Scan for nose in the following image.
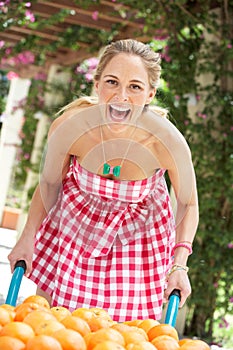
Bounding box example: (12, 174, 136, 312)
(115, 87, 129, 102)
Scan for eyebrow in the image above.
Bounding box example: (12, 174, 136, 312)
(103, 74, 146, 86)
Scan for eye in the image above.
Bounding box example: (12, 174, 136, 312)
(130, 84, 142, 90)
(106, 79, 118, 85)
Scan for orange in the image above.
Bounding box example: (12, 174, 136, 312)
(22, 295, 50, 309)
(26, 334, 62, 350)
(0, 335, 25, 350)
(120, 330, 148, 345)
(137, 318, 160, 334)
(111, 323, 133, 333)
(14, 302, 47, 322)
(147, 323, 179, 341)
(126, 341, 158, 349)
(50, 306, 71, 321)
(126, 326, 148, 339)
(85, 327, 125, 350)
(52, 328, 86, 350)
(87, 316, 116, 331)
(89, 307, 113, 321)
(34, 319, 65, 335)
(93, 341, 126, 349)
(112, 324, 148, 338)
(151, 334, 180, 350)
(180, 339, 210, 349)
(111, 324, 148, 345)
(61, 315, 91, 336)
(0, 304, 16, 320)
(72, 307, 115, 331)
(179, 338, 193, 346)
(84, 332, 94, 348)
(0, 307, 11, 326)
(23, 309, 56, 331)
(124, 319, 143, 327)
(0, 321, 34, 344)
(72, 307, 96, 323)
(0, 304, 15, 311)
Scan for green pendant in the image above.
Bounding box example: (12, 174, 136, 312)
(103, 163, 121, 177)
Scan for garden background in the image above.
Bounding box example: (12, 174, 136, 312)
(0, 1, 232, 348)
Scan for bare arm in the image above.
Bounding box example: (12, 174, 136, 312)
(141, 110, 199, 306)
(168, 144, 199, 263)
(8, 113, 71, 275)
(163, 127, 199, 306)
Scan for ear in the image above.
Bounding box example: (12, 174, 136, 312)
(94, 80, 99, 94)
(146, 88, 157, 104)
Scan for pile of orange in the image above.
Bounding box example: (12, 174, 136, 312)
(0, 295, 210, 349)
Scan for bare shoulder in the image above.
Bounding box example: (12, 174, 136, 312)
(139, 109, 192, 170)
(140, 109, 191, 152)
(48, 106, 88, 137)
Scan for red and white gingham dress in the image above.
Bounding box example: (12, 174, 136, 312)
(29, 156, 176, 321)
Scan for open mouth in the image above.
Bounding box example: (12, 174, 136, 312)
(108, 104, 131, 122)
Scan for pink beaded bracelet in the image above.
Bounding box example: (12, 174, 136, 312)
(171, 242, 193, 256)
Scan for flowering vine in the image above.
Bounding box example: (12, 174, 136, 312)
(0, 0, 233, 346)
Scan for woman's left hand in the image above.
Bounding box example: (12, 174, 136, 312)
(163, 269, 191, 308)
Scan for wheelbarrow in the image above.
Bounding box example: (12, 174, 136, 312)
(6, 260, 181, 327)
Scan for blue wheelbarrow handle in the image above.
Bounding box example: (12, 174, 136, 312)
(6, 260, 27, 306)
(165, 289, 181, 327)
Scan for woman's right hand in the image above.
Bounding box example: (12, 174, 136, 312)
(8, 233, 34, 276)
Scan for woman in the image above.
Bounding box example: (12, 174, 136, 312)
(8, 39, 198, 322)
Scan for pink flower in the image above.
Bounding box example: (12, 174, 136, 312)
(0, 4, 8, 13)
(76, 65, 86, 74)
(34, 72, 47, 81)
(85, 73, 93, 82)
(25, 2, 31, 7)
(161, 45, 171, 62)
(227, 242, 233, 249)
(92, 11, 99, 20)
(18, 51, 35, 64)
(153, 34, 168, 41)
(197, 111, 207, 119)
(24, 153, 30, 160)
(86, 57, 99, 69)
(227, 44, 232, 49)
(0, 40, 5, 48)
(25, 9, 35, 22)
(229, 297, 233, 303)
(219, 317, 229, 328)
(6, 71, 19, 80)
(0, 0, 10, 5)
(5, 47, 12, 55)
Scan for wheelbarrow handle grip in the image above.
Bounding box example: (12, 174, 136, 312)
(14, 260, 27, 270)
(6, 260, 27, 306)
(164, 289, 181, 327)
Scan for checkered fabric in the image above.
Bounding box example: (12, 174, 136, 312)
(29, 157, 175, 322)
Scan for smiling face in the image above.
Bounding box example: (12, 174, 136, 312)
(94, 53, 156, 124)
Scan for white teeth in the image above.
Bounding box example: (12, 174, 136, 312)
(110, 104, 130, 112)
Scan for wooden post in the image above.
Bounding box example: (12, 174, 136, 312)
(17, 64, 71, 235)
(0, 77, 30, 225)
(17, 112, 49, 236)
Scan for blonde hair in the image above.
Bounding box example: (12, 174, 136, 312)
(60, 39, 167, 117)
